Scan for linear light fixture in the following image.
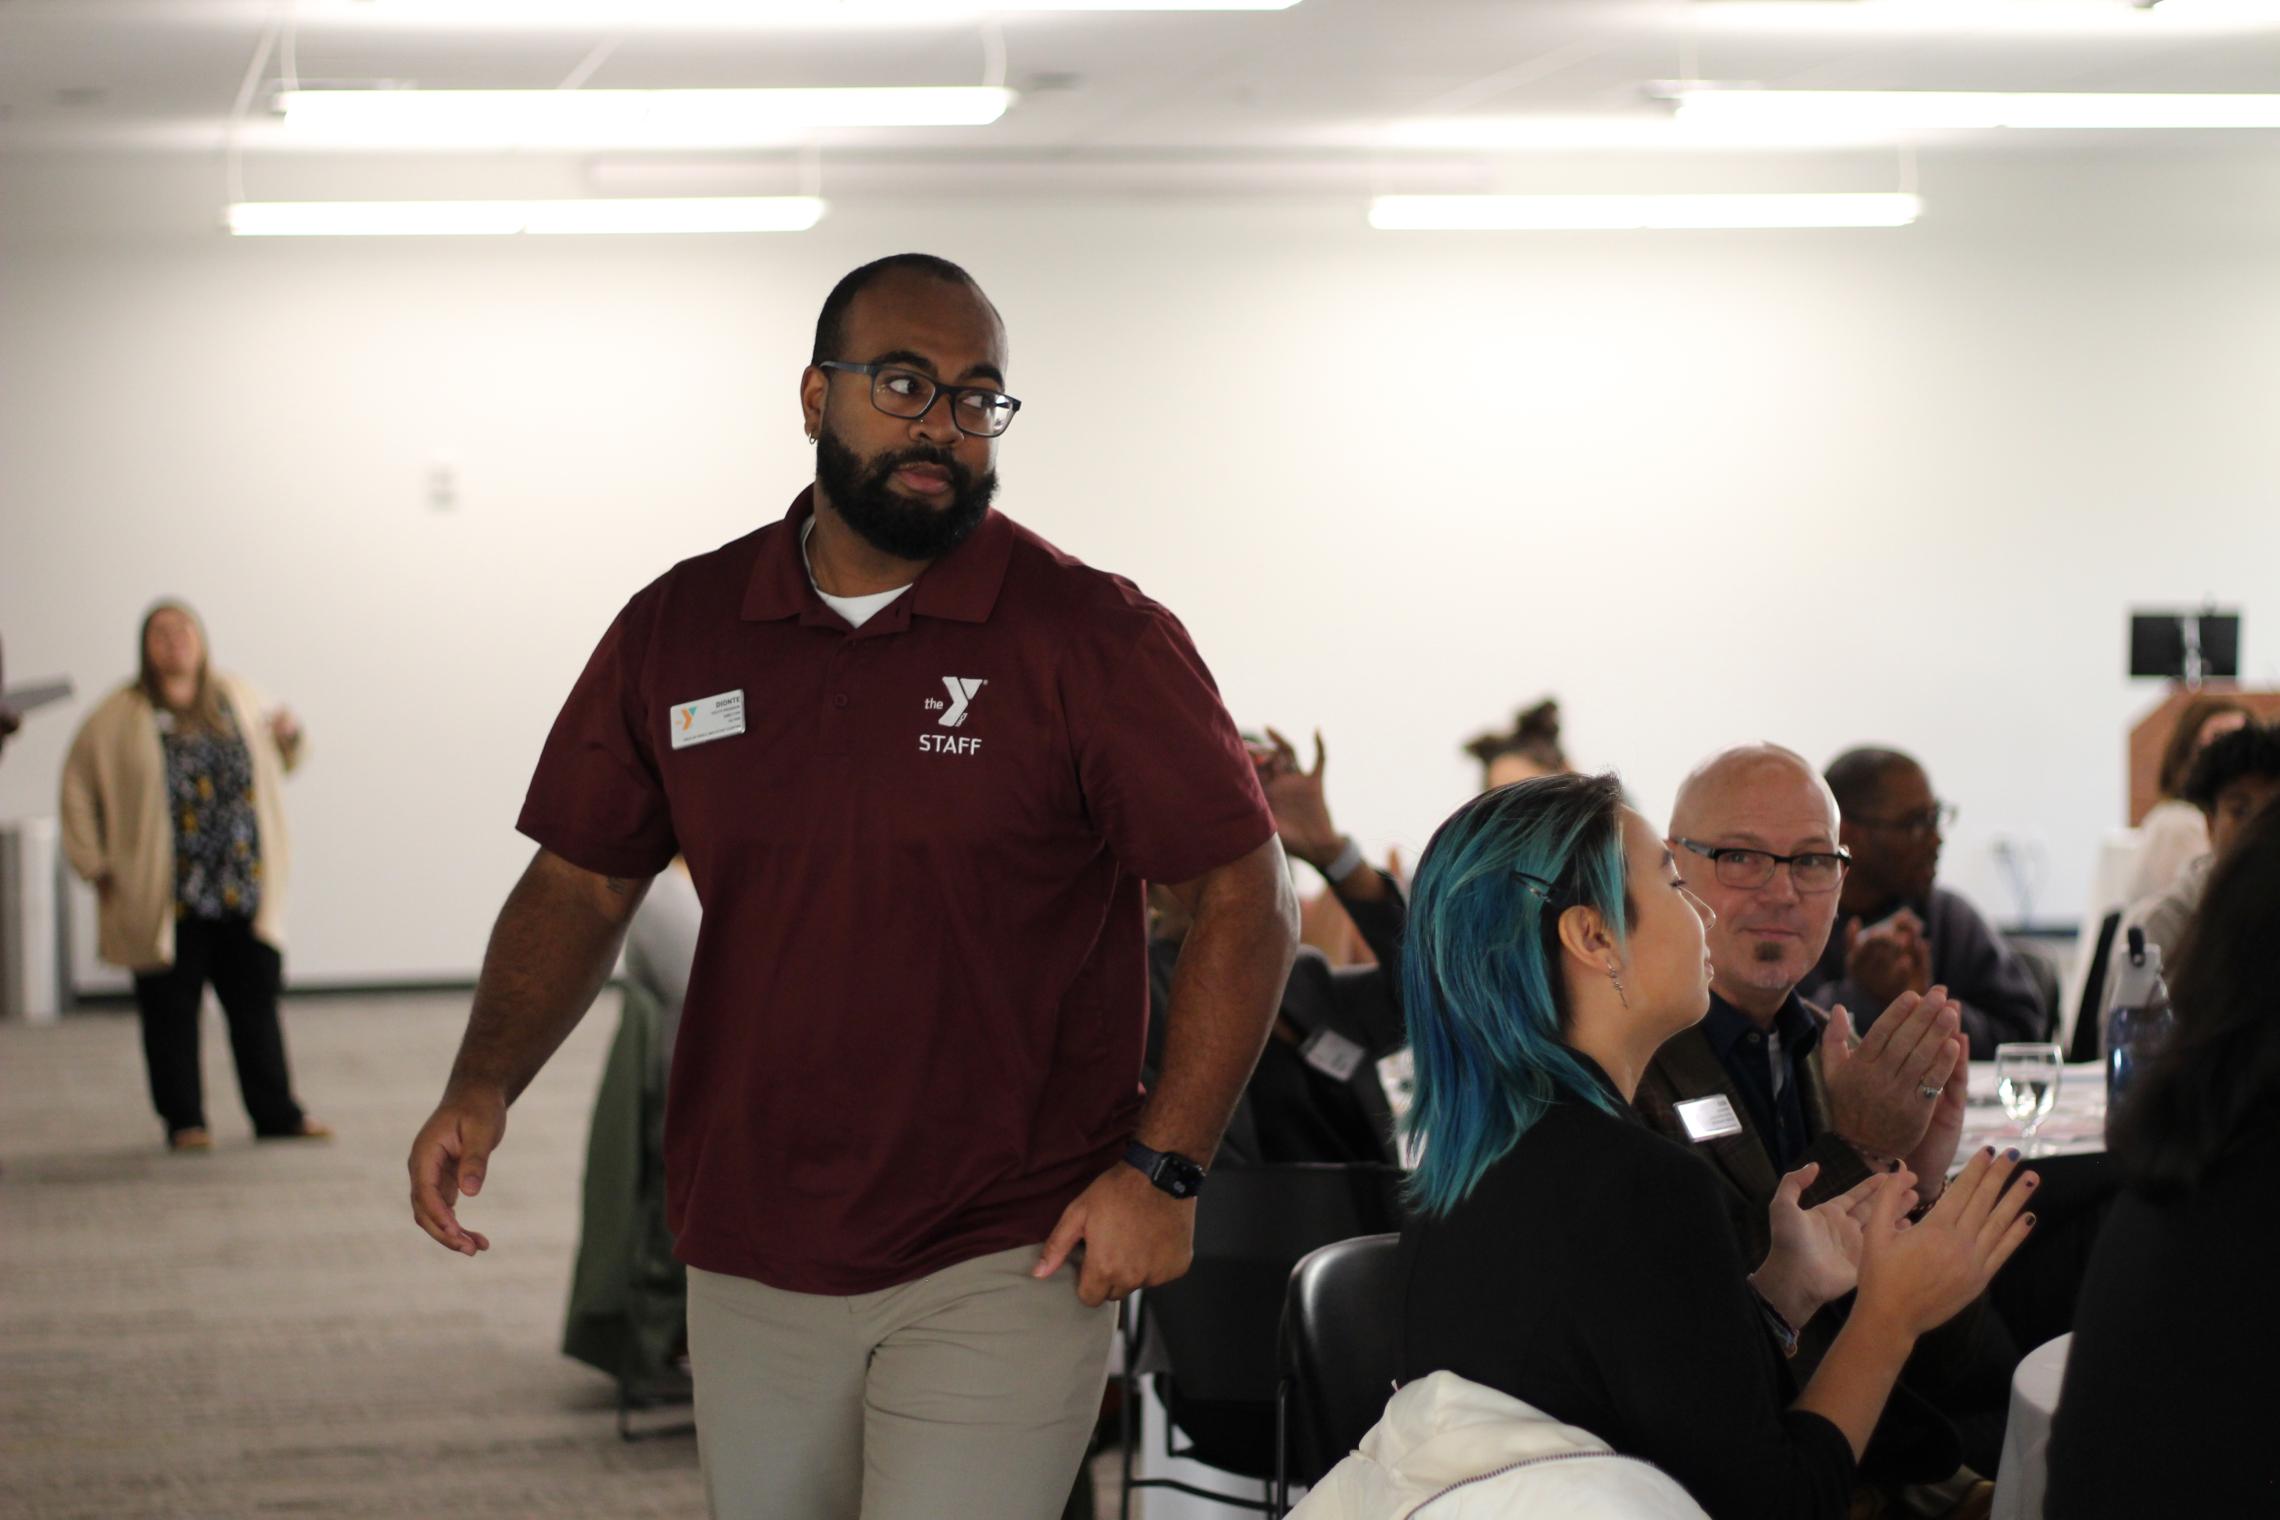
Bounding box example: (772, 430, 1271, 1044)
(1669, 89, 2280, 132)
(1689, 0, 2276, 36)
(1368, 193, 1922, 231)
(305, 0, 1300, 21)
(225, 197, 827, 236)
(278, 88, 1014, 149)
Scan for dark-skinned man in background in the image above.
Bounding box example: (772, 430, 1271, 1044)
(1803, 747, 2047, 1057)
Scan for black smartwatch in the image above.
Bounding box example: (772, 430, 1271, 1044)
(1123, 1140, 1207, 1200)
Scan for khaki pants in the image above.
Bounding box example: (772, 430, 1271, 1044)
(687, 1246, 1116, 1520)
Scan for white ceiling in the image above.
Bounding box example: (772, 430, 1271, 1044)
(4, 0, 2279, 180)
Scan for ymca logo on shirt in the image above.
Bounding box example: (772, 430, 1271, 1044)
(921, 677, 987, 756)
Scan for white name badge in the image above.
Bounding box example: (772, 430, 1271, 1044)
(1300, 1027, 1367, 1084)
(668, 689, 746, 750)
(1675, 1095, 1745, 1143)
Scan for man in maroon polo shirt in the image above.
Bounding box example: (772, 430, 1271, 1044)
(407, 253, 1299, 1519)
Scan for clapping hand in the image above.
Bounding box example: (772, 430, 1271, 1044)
(1844, 910, 1933, 1007)
(1754, 1163, 1917, 1331)
(1822, 988, 1965, 1163)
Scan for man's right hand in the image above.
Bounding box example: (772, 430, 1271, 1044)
(1822, 988, 1964, 1159)
(408, 1086, 508, 1257)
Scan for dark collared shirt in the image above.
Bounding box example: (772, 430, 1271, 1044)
(519, 489, 1274, 1294)
(1701, 991, 1823, 1174)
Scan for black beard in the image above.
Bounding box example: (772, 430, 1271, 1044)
(814, 427, 996, 563)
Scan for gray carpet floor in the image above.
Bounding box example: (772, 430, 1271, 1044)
(0, 991, 1134, 1519)
(1, 988, 719, 1519)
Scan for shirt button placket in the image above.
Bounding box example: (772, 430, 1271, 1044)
(821, 641, 855, 757)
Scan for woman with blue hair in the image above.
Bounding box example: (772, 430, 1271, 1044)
(1395, 773, 2037, 1519)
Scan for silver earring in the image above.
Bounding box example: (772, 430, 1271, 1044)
(1606, 965, 1630, 1009)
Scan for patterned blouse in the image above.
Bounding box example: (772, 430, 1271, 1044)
(161, 707, 262, 922)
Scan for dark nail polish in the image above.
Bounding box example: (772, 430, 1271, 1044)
(2025, 1213, 2038, 1227)
(2003, 1148, 2020, 1162)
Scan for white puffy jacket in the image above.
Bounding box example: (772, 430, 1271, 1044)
(1289, 1371, 1712, 1520)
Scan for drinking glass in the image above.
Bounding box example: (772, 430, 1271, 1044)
(1994, 1042, 2064, 1155)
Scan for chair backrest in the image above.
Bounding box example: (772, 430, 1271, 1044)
(1143, 1164, 1404, 1406)
(2067, 909, 2125, 1062)
(1280, 1231, 1404, 1487)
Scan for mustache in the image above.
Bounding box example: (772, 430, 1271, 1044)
(865, 445, 970, 487)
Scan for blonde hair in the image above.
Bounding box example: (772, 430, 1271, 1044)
(138, 600, 229, 734)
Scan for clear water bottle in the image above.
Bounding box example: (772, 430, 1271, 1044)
(2103, 926, 2175, 1144)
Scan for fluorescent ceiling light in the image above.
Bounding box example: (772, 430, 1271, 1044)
(1671, 89, 2280, 132)
(278, 88, 1014, 149)
(226, 197, 827, 236)
(1380, 115, 1893, 151)
(1689, 0, 2277, 35)
(290, 0, 1300, 25)
(1368, 193, 1922, 231)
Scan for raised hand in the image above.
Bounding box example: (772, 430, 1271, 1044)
(1257, 726, 1344, 870)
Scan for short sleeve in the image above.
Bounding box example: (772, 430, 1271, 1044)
(1069, 606, 1273, 886)
(516, 597, 679, 880)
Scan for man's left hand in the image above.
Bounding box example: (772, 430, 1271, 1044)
(1901, 1035, 1969, 1203)
(1033, 1161, 1196, 1307)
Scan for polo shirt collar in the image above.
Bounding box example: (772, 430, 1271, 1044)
(741, 486, 1014, 626)
(1702, 989, 1823, 1062)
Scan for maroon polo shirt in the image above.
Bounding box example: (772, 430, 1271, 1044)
(518, 489, 1274, 1295)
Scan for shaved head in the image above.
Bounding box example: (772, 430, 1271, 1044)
(1668, 743, 1845, 1018)
(1670, 744, 1839, 841)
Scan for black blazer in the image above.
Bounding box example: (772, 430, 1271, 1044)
(1637, 1017, 1982, 1484)
(1398, 1064, 1857, 1520)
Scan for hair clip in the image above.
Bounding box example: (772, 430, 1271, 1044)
(1513, 869, 1559, 905)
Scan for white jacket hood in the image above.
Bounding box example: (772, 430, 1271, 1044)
(1289, 1371, 1710, 1519)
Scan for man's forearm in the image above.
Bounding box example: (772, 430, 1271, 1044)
(447, 858, 645, 1104)
(1138, 845, 1299, 1163)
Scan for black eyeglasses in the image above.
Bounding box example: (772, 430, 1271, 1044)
(818, 361, 1022, 439)
(1850, 803, 1956, 840)
(1674, 837, 1851, 894)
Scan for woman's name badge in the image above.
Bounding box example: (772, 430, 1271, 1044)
(1675, 1095, 1745, 1143)
(668, 690, 746, 750)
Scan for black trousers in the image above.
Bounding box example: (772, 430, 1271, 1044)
(131, 916, 305, 1137)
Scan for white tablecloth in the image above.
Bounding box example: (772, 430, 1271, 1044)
(1990, 1333, 2073, 1520)
(1958, 1061, 2107, 1166)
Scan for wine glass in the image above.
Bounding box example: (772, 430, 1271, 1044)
(1994, 1042, 2064, 1156)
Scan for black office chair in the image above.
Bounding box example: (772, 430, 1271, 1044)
(1119, 1164, 1403, 1518)
(1275, 1232, 1404, 1512)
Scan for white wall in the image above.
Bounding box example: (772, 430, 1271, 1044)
(5, 150, 2278, 984)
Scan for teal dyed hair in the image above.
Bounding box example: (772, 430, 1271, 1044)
(1402, 772, 1635, 1217)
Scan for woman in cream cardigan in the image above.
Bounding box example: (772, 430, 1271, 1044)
(61, 601, 327, 1151)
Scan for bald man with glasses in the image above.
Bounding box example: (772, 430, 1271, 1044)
(1635, 745, 2017, 1503)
